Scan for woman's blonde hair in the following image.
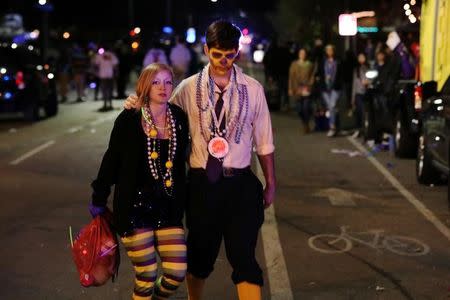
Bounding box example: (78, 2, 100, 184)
(135, 63, 174, 106)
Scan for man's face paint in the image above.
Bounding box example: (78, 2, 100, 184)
(205, 46, 238, 76)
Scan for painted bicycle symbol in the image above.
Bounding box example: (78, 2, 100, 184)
(308, 226, 430, 256)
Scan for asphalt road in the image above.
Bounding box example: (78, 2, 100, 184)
(0, 92, 449, 299)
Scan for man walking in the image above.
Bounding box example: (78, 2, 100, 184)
(94, 46, 119, 111)
(125, 20, 276, 300)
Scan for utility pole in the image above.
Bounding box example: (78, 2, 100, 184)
(42, 10, 49, 62)
(166, 0, 172, 25)
(128, 0, 135, 28)
(344, 0, 350, 52)
(36, 1, 53, 63)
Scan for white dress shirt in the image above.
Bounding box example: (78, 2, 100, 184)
(170, 64, 275, 169)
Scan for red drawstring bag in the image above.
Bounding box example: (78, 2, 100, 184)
(72, 211, 120, 287)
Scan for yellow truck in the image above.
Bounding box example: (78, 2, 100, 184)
(415, 0, 450, 184)
(420, 0, 450, 92)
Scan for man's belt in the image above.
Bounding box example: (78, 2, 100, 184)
(190, 166, 251, 178)
(222, 166, 251, 177)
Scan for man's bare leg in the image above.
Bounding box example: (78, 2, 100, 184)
(186, 273, 206, 300)
(236, 281, 261, 300)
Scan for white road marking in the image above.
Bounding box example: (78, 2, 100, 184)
(256, 160, 294, 300)
(313, 188, 366, 206)
(67, 126, 83, 133)
(348, 136, 450, 242)
(89, 115, 116, 127)
(9, 140, 55, 165)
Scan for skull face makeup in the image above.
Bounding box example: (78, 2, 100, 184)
(204, 45, 238, 76)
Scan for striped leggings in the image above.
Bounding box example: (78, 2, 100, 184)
(121, 227, 187, 300)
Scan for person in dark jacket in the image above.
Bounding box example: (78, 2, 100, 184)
(351, 53, 369, 137)
(89, 63, 189, 300)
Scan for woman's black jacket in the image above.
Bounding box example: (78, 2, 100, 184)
(91, 104, 189, 235)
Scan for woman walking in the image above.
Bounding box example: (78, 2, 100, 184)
(289, 48, 315, 133)
(89, 63, 190, 299)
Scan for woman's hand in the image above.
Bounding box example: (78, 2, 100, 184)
(123, 94, 140, 110)
(89, 203, 106, 218)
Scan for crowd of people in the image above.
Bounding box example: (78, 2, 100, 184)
(263, 34, 419, 138)
(52, 37, 204, 112)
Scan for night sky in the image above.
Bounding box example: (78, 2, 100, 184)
(1, 0, 409, 46)
(0, 0, 277, 46)
(0, 0, 275, 30)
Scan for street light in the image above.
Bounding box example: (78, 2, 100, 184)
(35, 0, 54, 62)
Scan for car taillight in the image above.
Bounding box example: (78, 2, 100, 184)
(15, 71, 25, 90)
(414, 84, 422, 111)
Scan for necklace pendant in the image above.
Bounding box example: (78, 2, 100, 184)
(208, 136, 229, 159)
(149, 128, 158, 138)
(165, 179, 172, 187)
(150, 152, 158, 160)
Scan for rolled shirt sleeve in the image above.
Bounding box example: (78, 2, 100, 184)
(253, 85, 275, 156)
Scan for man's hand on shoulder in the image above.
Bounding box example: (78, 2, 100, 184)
(123, 94, 141, 110)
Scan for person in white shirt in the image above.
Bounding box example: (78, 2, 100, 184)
(94, 47, 119, 111)
(124, 20, 276, 300)
(143, 43, 168, 68)
(169, 37, 192, 86)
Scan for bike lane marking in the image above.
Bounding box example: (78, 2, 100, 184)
(66, 126, 83, 133)
(348, 136, 450, 242)
(256, 160, 294, 300)
(9, 140, 55, 165)
(308, 226, 430, 256)
(313, 188, 364, 206)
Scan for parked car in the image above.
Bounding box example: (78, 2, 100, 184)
(416, 79, 450, 184)
(414, 0, 450, 188)
(0, 43, 57, 121)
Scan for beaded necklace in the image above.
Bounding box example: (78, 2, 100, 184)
(141, 105, 177, 197)
(195, 64, 248, 144)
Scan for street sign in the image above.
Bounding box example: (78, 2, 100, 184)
(339, 14, 357, 36)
